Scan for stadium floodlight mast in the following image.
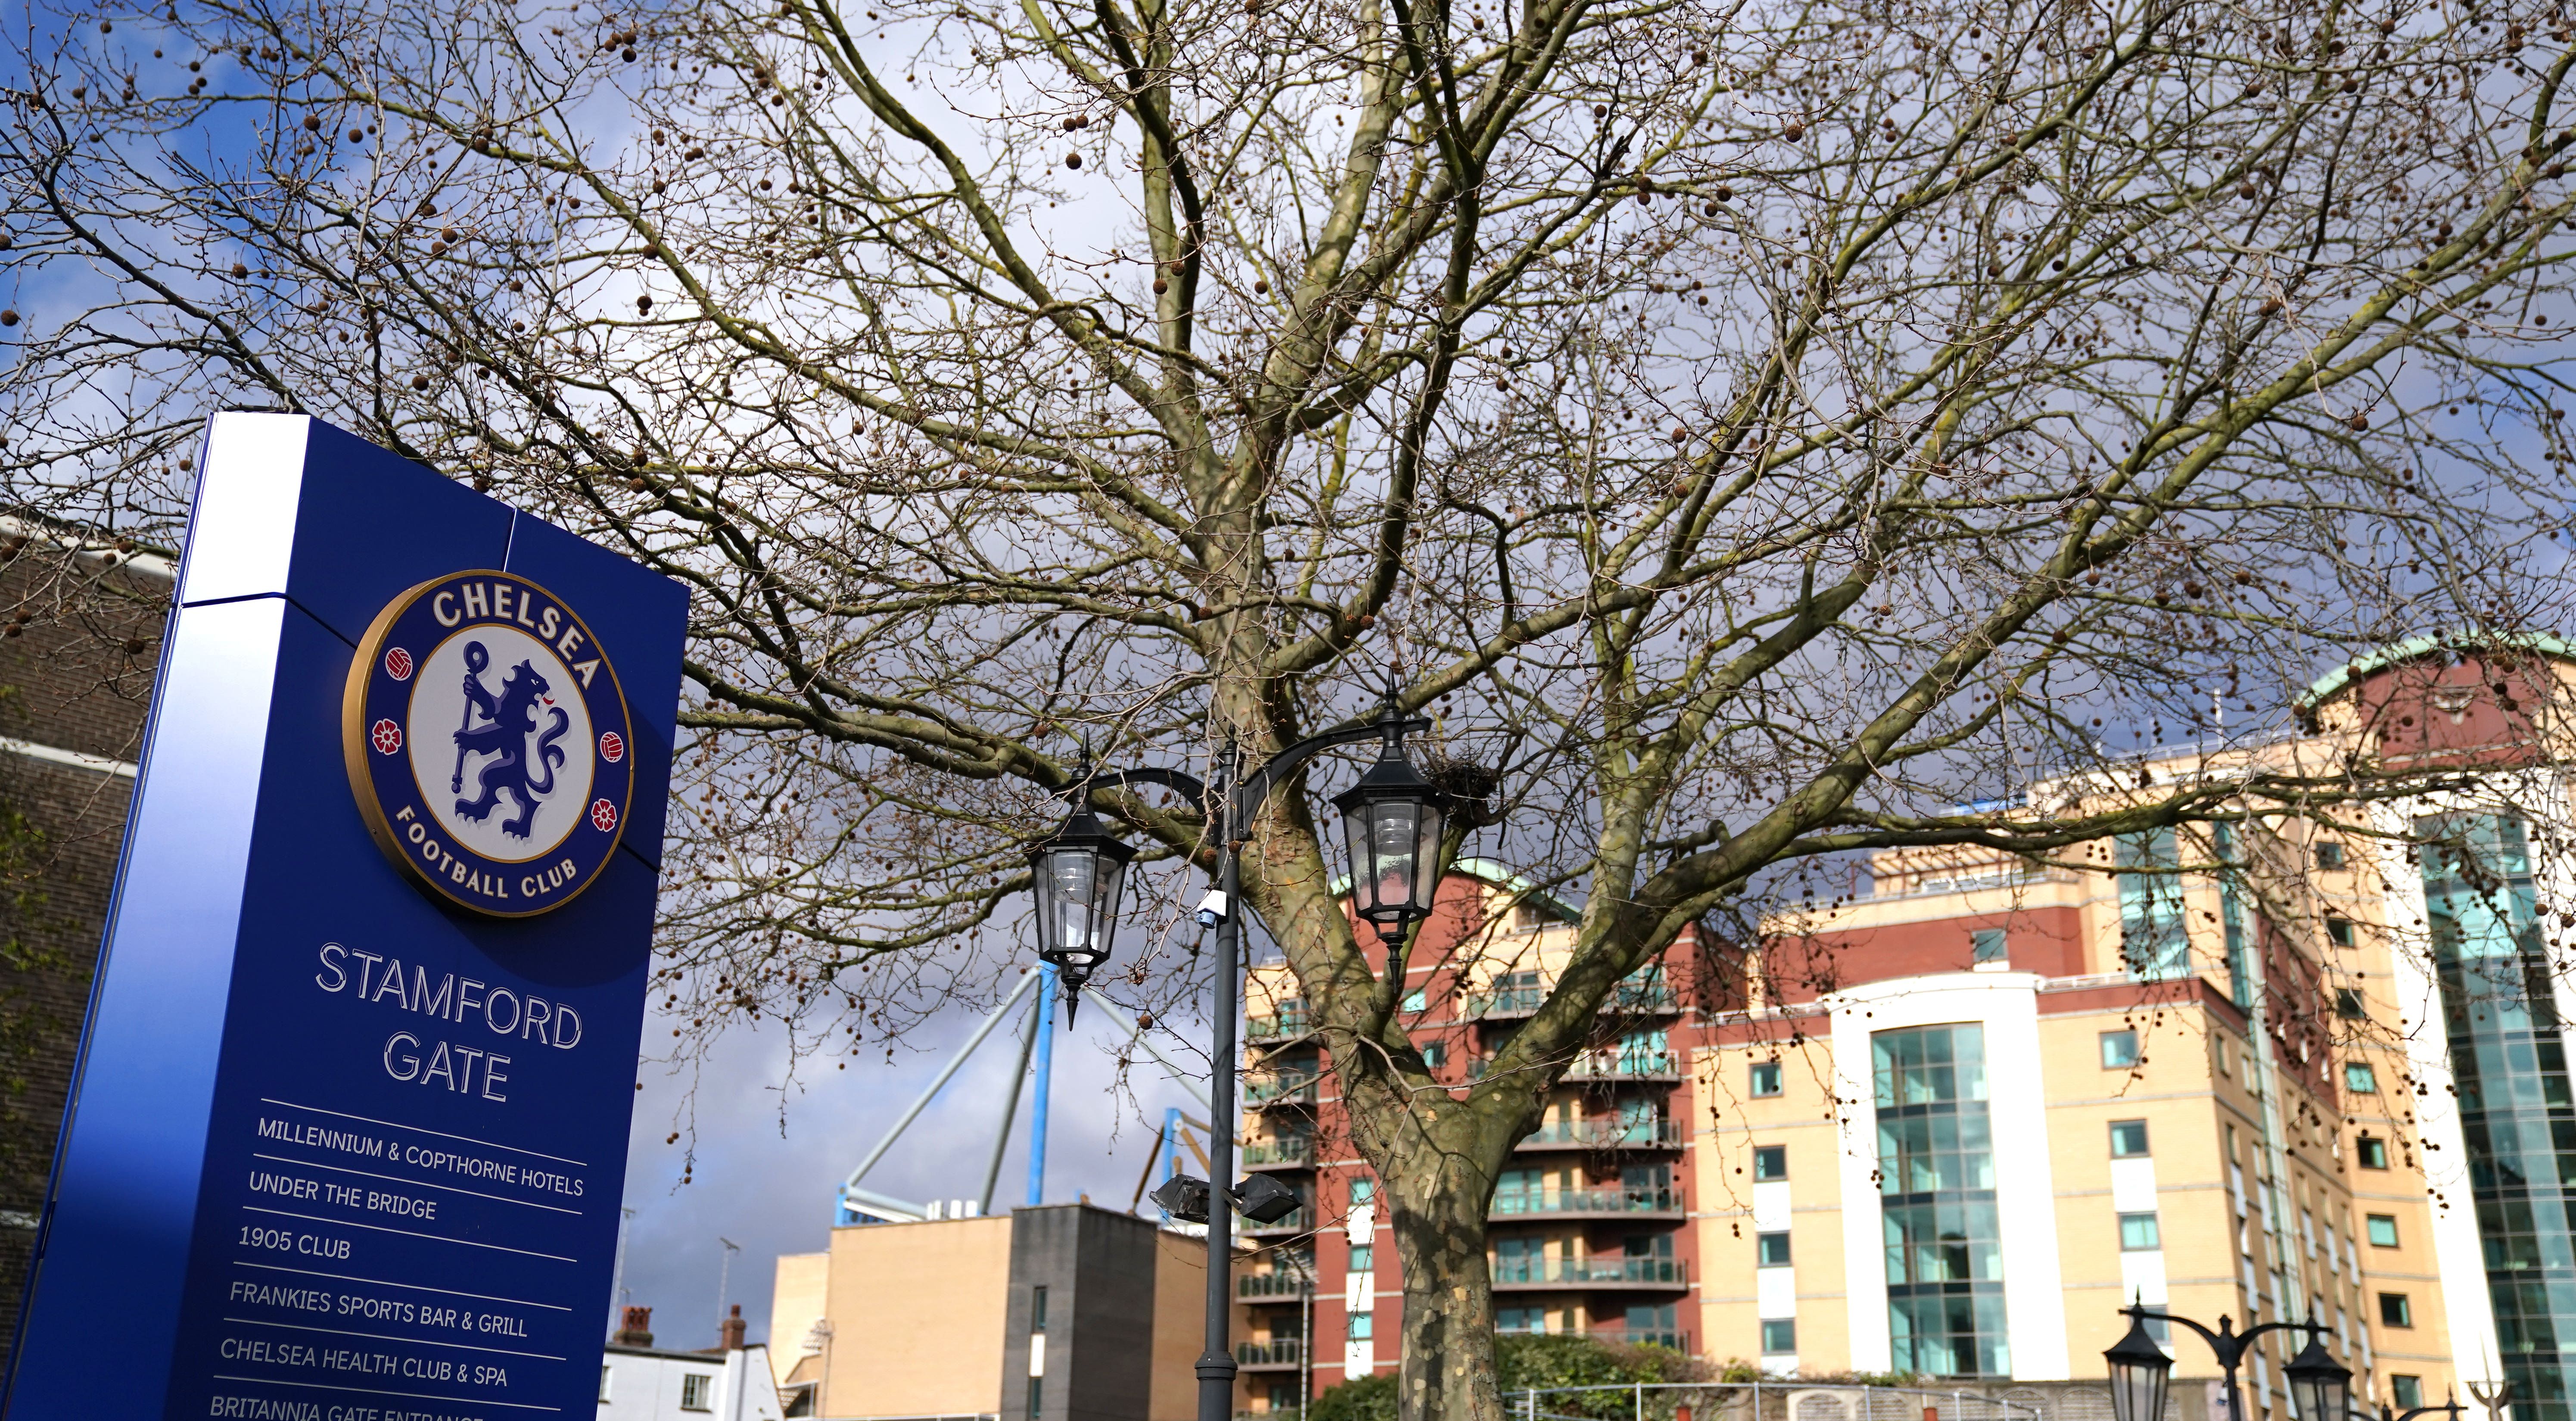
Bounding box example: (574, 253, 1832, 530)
(2105, 1304, 2351, 1421)
(1021, 681, 1450, 1421)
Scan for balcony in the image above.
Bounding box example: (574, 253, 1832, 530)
(1239, 1206, 1313, 1237)
(1515, 1119, 1685, 1153)
(1496, 1327, 1690, 1352)
(1606, 980, 1680, 1015)
(1236, 1339, 1307, 1369)
(1490, 1185, 1684, 1221)
(1246, 1072, 1321, 1107)
(1237, 1270, 1314, 1299)
(1491, 1256, 1690, 1291)
(1562, 1051, 1682, 1084)
(1243, 1136, 1313, 1170)
(1465, 985, 1546, 1020)
(1248, 1010, 1313, 1044)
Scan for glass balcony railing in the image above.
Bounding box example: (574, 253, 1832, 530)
(1242, 1136, 1313, 1168)
(1489, 1185, 1683, 1218)
(1562, 1051, 1681, 1081)
(1490, 1256, 1689, 1287)
(1496, 1326, 1689, 1352)
(1237, 1270, 1314, 1299)
(1465, 985, 1547, 1018)
(1516, 1119, 1686, 1150)
(1608, 979, 1679, 1013)
(1248, 1010, 1312, 1042)
(1235, 1339, 1307, 1367)
(1246, 1073, 1321, 1106)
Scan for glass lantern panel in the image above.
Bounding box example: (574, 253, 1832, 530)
(1408, 799, 1446, 909)
(1364, 801, 1421, 913)
(2112, 1367, 2168, 1421)
(1044, 848, 1102, 950)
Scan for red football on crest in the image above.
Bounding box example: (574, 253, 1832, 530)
(598, 731, 625, 763)
(370, 719, 403, 755)
(383, 646, 414, 680)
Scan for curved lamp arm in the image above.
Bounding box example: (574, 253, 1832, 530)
(1068, 702, 1434, 855)
(2124, 1306, 2321, 1369)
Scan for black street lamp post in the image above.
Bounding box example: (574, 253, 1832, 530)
(1020, 690, 1445, 1421)
(2105, 1306, 2352, 1421)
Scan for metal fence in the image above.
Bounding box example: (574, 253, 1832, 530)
(1506, 1382, 2055, 1421)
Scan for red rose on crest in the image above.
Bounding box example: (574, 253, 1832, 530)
(383, 647, 414, 680)
(370, 719, 403, 755)
(589, 799, 618, 832)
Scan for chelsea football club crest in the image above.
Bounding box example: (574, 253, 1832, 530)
(343, 570, 635, 916)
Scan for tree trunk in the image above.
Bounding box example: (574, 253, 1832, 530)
(1388, 1154, 1505, 1421)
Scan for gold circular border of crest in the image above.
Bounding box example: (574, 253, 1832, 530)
(341, 569, 634, 919)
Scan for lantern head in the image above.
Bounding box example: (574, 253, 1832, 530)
(2284, 1324, 2352, 1421)
(1329, 713, 1446, 945)
(2103, 1309, 2174, 1421)
(1027, 807, 1136, 1004)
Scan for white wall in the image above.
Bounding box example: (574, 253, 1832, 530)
(599, 1344, 787, 1421)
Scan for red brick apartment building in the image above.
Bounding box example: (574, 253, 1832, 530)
(1230, 636, 2569, 1421)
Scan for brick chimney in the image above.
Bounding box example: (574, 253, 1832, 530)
(613, 1305, 653, 1348)
(719, 1304, 747, 1352)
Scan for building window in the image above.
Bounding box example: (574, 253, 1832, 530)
(2418, 811, 2576, 1419)
(2326, 916, 2356, 948)
(1348, 1314, 1373, 1340)
(2109, 1120, 2150, 1157)
(1349, 1243, 1373, 1271)
(2336, 988, 2367, 1019)
(2378, 1293, 2413, 1328)
(1420, 1041, 1447, 1069)
(1512, 901, 1551, 933)
(1497, 1305, 1546, 1334)
(2315, 841, 2346, 870)
(2118, 1213, 2161, 1250)
(1752, 1145, 1787, 1181)
(2116, 829, 2190, 981)
(1758, 1231, 1792, 1266)
(1875, 1024, 2007, 1378)
(1749, 1060, 1783, 1097)
(2357, 1134, 2389, 1169)
(1761, 1319, 1797, 1355)
(1351, 1178, 1375, 1205)
(1402, 987, 1426, 1013)
(2345, 1061, 2378, 1093)
(1971, 929, 2008, 964)
(1027, 1377, 1043, 1418)
(599, 1366, 612, 1403)
(2367, 1214, 2400, 1247)
(1032, 1285, 1048, 1331)
(2393, 1377, 2425, 1409)
(2100, 1030, 2140, 1069)
(681, 1374, 715, 1412)
(1626, 1303, 1677, 1348)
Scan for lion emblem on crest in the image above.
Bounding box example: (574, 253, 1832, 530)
(448, 640, 573, 839)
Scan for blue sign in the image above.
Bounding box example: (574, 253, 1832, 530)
(4, 414, 685, 1421)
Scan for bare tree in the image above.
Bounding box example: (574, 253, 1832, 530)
(7, 0, 2576, 1408)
